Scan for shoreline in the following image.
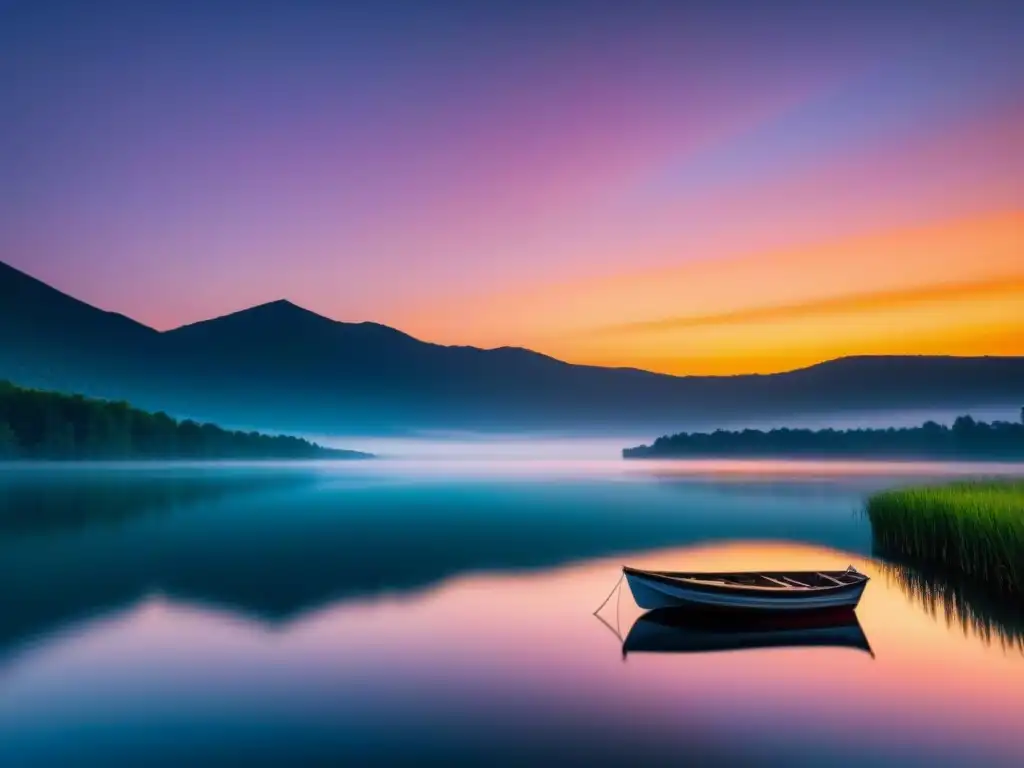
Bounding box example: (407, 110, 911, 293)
(623, 451, 1024, 462)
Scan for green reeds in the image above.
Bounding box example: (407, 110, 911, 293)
(867, 481, 1024, 598)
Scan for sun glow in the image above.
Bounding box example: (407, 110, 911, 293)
(397, 211, 1024, 374)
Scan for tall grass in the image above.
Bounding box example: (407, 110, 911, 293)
(867, 481, 1024, 598)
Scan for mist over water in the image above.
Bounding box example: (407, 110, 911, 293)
(714, 405, 1022, 431)
(312, 405, 1024, 460)
(316, 434, 645, 460)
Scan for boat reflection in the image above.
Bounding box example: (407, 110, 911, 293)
(615, 607, 874, 659)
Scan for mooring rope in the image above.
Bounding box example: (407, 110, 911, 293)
(592, 569, 626, 647)
(593, 569, 625, 616)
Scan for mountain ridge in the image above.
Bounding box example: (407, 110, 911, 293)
(4, 259, 1010, 380)
(2, 259, 1022, 435)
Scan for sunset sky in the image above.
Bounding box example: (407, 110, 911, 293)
(2, 0, 1022, 375)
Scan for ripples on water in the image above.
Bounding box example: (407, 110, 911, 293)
(1, 459, 1022, 766)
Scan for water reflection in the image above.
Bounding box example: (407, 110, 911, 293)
(3, 541, 1024, 766)
(880, 559, 1024, 655)
(617, 607, 873, 658)
(0, 467, 313, 535)
(0, 465, 880, 659)
(3, 466, 1024, 765)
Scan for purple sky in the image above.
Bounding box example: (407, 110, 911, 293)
(2, 1, 1022, 372)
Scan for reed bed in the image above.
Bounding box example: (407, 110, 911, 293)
(867, 481, 1024, 598)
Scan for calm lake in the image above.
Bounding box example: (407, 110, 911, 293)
(2, 459, 1023, 766)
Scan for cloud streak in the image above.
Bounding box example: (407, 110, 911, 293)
(588, 275, 1024, 337)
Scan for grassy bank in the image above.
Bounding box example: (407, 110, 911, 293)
(867, 481, 1024, 598)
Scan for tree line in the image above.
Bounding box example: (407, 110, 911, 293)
(0, 381, 370, 460)
(623, 411, 1024, 459)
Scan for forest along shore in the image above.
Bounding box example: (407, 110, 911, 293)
(0, 381, 372, 460)
(623, 412, 1024, 460)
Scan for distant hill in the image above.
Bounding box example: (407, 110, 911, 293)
(2, 260, 1023, 435)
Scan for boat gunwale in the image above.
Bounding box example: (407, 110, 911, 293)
(623, 566, 869, 594)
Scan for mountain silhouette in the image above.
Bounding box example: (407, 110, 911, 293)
(2, 260, 1022, 435)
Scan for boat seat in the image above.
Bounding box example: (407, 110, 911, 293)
(816, 573, 846, 586)
(760, 575, 797, 588)
(781, 576, 811, 587)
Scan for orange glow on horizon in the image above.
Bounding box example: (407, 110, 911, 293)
(396, 211, 1024, 375)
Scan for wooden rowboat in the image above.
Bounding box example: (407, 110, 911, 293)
(623, 565, 868, 612)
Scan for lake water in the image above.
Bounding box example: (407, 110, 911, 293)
(2, 459, 1023, 766)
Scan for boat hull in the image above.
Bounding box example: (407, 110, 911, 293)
(625, 570, 867, 612)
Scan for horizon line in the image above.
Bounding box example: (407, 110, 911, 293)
(3, 258, 1022, 381)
